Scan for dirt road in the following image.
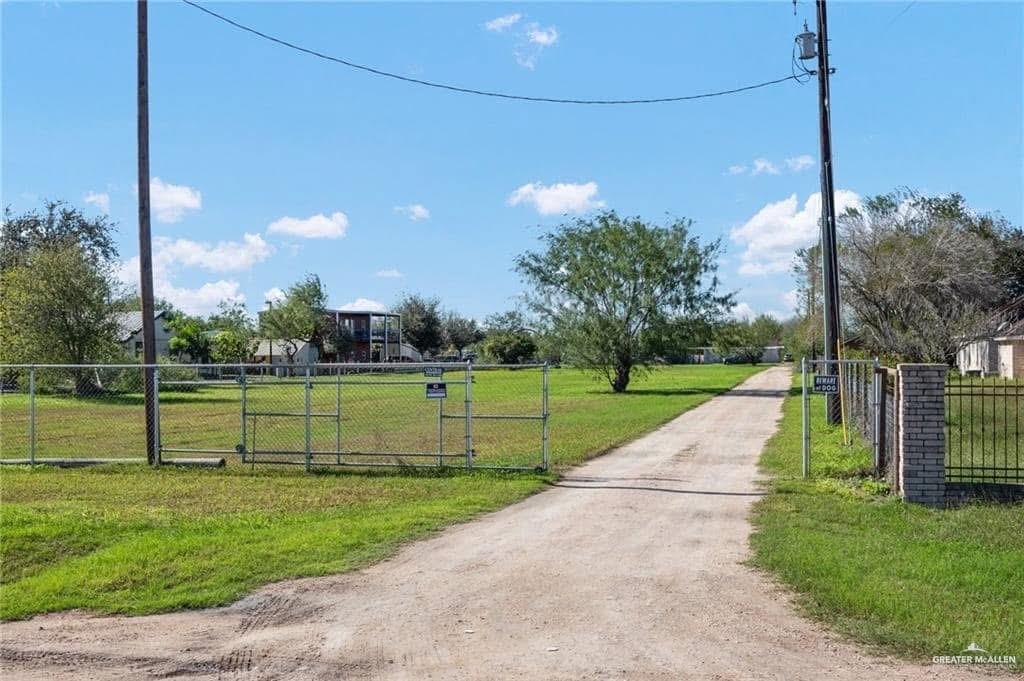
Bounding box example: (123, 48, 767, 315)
(1, 367, 1005, 679)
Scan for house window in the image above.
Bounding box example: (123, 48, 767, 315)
(134, 341, 143, 356)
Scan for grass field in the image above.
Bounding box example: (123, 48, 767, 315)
(750, 374, 1024, 668)
(0, 363, 764, 620)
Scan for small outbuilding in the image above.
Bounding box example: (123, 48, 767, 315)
(956, 297, 1024, 379)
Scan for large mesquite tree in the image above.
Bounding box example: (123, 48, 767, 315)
(516, 211, 732, 392)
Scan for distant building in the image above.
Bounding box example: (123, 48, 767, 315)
(324, 309, 402, 362)
(252, 339, 319, 365)
(689, 345, 785, 364)
(115, 310, 171, 358)
(957, 297, 1024, 379)
(253, 308, 420, 364)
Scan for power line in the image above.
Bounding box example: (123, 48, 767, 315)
(182, 0, 801, 105)
(885, 1, 918, 28)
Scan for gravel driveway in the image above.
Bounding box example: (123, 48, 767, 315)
(0, 367, 1008, 679)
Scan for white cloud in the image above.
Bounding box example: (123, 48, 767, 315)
(728, 155, 814, 177)
(115, 231, 271, 316)
(267, 211, 349, 239)
(732, 302, 756, 321)
(526, 23, 559, 46)
(751, 158, 780, 176)
(507, 181, 605, 216)
(732, 302, 787, 321)
(394, 204, 430, 221)
(785, 154, 815, 172)
(83, 191, 110, 213)
(116, 255, 244, 317)
(337, 298, 387, 312)
(730, 190, 861, 275)
(158, 280, 245, 316)
(497, 19, 558, 69)
(263, 287, 287, 305)
(484, 13, 521, 32)
(154, 233, 271, 273)
(149, 177, 202, 223)
(782, 288, 800, 313)
(375, 268, 404, 278)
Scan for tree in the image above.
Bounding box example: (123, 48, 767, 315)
(258, 275, 330, 363)
(110, 294, 180, 319)
(168, 316, 211, 363)
(516, 211, 731, 392)
(479, 309, 537, 364)
(442, 312, 483, 358)
(480, 331, 537, 364)
(1, 200, 118, 271)
(714, 315, 782, 364)
(0, 244, 120, 393)
(207, 301, 256, 364)
(393, 294, 443, 356)
(837, 190, 1004, 361)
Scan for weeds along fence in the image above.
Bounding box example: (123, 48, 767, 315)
(801, 358, 891, 477)
(0, 363, 550, 471)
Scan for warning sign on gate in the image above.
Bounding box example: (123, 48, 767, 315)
(426, 382, 447, 399)
(813, 374, 839, 394)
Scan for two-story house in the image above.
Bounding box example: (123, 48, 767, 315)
(325, 309, 403, 362)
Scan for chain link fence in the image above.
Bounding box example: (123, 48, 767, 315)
(800, 358, 888, 476)
(0, 363, 549, 471)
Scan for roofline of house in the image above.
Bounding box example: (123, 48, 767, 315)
(326, 309, 398, 316)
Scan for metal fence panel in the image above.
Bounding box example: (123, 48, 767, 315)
(945, 373, 1024, 484)
(0, 362, 548, 472)
(0, 365, 153, 463)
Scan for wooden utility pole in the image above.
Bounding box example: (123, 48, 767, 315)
(815, 0, 842, 424)
(137, 0, 159, 463)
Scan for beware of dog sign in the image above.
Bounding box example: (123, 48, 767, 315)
(813, 374, 839, 394)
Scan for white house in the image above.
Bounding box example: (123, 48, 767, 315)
(956, 298, 1024, 379)
(252, 339, 319, 365)
(958, 327, 1024, 379)
(115, 310, 172, 358)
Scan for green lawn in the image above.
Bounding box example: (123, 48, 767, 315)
(0, 363, 763, 620)
(750, 373, 1024, 668)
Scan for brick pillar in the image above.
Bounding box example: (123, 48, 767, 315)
(897, 364, 947, 507)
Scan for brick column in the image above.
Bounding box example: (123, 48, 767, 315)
(897, 364, 947, 507)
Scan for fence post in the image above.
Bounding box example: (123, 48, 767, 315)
(239, 365, 247, 463)
(28, 367, 36, 464)
(304, 366, 312, 472)
(153, 367, 162, 465)
(437, 391, 444, 467)
(542, 362, 550, 471)
(897, 364, 947, 507)
(801, 357, 810, 478)
(464, 360, 473, 469)
(875, 366, 887, 477)
(335, 367, 341, 463)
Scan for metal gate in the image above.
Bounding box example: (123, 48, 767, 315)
(800, 357, 887, 477)
(158, 362, 549, 471)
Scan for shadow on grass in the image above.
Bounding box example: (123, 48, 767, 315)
(548, 478, 764, 496)
(584, 387, 735, 397)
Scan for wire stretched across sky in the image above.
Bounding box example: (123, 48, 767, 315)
(182, 0, 801, 106)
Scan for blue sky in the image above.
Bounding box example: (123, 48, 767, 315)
(3, 1, 1021, 320)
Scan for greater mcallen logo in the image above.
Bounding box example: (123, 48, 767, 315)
(932, 642, 1017, 666)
